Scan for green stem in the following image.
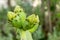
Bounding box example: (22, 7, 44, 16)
(20, 30, 33, 40)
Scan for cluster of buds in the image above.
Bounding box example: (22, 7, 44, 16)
(7, 5, 39, 33)
(27, 14, 39, 24)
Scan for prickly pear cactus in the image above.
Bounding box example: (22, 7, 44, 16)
(7, 5, 40, 40)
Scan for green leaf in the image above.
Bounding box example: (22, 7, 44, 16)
(28, 24, 39, 33)
(56, 13, 60, 18)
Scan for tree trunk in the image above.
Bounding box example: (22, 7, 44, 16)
(46, 0, 52, 33)
(41, 0, 48, 40)
(7, 0, 11, 7)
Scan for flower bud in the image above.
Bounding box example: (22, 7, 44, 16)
(27, 14, 39, 24)
(7, 11, 16, 21)
(14, 5, 24, 13)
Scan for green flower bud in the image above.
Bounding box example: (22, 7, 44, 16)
(27, 14, 39, 24)
(14, 5, 24, 13)
(7, 11, 16, 21)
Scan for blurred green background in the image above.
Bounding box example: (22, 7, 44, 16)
(0, 0, 60, 40)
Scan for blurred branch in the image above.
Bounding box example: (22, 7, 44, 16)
(46, 0, 57, 33)
(41, 0, 48, 40)
(7, 0, 11, 7)
(46, 0, 52, 33)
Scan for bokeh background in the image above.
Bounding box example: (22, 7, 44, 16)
(0, 0, 60, 40)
